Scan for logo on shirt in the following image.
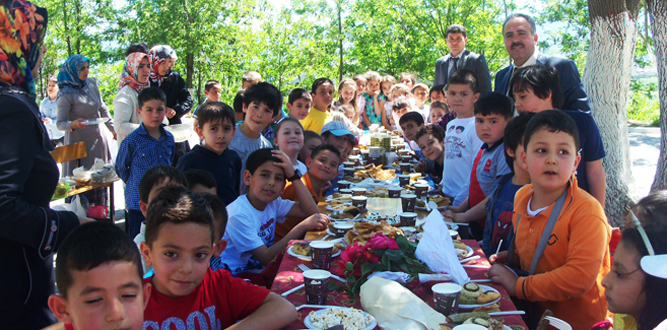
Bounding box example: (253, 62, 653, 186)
(483, 159, 493, 173)
(143, 306, 221, 330)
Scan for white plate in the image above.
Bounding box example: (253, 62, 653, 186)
(458, 285, 502, 309)
(458, 246, 474, 260)
(415, 205, 448, 211)
(287, 246, 342, 261)
(81, 118, 109, 125)
(304, 307, 377, 330)
(326, 204, 351, 211)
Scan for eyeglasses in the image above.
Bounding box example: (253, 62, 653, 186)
(628, 209, 655, 256)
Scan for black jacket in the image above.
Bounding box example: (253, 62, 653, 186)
(150, 71, 193, 125)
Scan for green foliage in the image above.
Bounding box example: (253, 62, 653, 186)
(627, 78, 660, 126)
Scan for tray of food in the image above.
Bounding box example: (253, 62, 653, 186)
(305, 307, 377, 330)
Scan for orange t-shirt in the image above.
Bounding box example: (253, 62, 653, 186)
(274, 173, 322, 242)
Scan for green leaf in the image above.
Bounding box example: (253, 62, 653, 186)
(361, 262, 375, 275)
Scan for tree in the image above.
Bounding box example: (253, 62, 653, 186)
(584, 0, 642, 225)
(646, 0, 667, 191)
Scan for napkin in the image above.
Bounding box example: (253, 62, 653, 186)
(415, 210, 470, 285)
(360, 276, 446, 330)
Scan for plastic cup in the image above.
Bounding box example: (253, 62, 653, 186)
(399, 162, 411, 174)
(401, 193, 417, 212)
(343, 167, 355, 177)
(333, 222, 354, 237)
(450, 229, 459, 240)
(414, 183, 429, 198)
(401, 155, 412, 162)
(397, 174, 411, 186)
(303, 269, 331, 305)
(388, 187, 402, 198)
(310, 241, 335, 269)
(361, 149, 370, 161)
(399, 212, 418, 226)
(432, 282, 462, 316)
(338, 180, 352, 190)
(339, 189, 352, 195)
(351, 187, 367, 196)
(351, 196, 368, 209)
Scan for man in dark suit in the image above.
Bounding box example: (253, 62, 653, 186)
(434, 24, 492, 93)
(495, 13, 591, 112)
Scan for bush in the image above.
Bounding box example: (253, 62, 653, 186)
(627, 79, 660, 127)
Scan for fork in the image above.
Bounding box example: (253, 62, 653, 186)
(545, 316, 573, 330)
(298, 264, 347, 283)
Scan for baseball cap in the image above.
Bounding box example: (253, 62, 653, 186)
(641, 255, 667, 279)
(321, 120, 357, 144)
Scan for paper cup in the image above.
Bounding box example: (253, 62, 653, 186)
(339, 189, 352, 195)
(352, 148, 360, 155)
(351, 196, 368, 209)
(303, 269, 331, 305)
(401, 154, 412, 162)
(333, 222, 354, 237)
(351, 187, 367, 196)
(338, 180, 352, 190)
(401, 193, 417, 212)
(399, 162, 411, 174)
(361, 149, 370, 161)
(388, 187, 402, 198)
(450, 229, 459, 240)
(414, 183, 429, 197)
(397, 174, 411, 186)
(399, 212, 418, 226)
(310, 241, 335, 269)
(432, 282, 462, 316)
(343, 167, 355, 177)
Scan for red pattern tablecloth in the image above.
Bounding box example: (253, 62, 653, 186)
(272, 239, 527, 330)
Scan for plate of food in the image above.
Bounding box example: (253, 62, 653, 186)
(441, 312, 510, 330)
(354, 164, 396, 181)
(81, 117, 109, 125)
(304, 307, 377, 330)
(287, 242, 343, 261)
(457, 284, 502, 309)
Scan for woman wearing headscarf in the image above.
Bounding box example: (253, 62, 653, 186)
(113, 52, 153, 144)
(148, 45, 193, 162)
(0, 1, 89, 328)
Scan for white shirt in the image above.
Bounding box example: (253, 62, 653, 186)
(518, 49, 540, 68)
(441, 116, 483, 206)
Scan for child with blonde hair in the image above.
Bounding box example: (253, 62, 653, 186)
(353, 74, 367, 110)
(388, 83, 414, 127)
(399, 72, 416, 89)
(360, 71, 388, 129)
(380, 75, 397, 130)
(334, 79, 360, 127)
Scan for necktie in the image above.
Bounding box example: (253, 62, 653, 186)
(449, 57, 459, 78)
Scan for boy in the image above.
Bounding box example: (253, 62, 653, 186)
(177, 101, 242, 206)
(229, 82, 281, 195)
(233, 90, 245, 123)
(276, 144, 341, 241)
(428, 101, 448, 125)
(412, 83, 430, 120)
(488, 110, 611, 330)
(429, 84, 447, 103)
(140, 185, 297, 328)
(184, 168, 217, 194)
(398, 111, 425, 159)
(286, 88, 313, 121)
(442, 69, 484, 207)
(242, 70, 262, 90)
(116, 87, 175, 239)
(510, 65, 606, 207)
(298, 130, 323, 163)
(446, 92, 513, 240)
(48, 222, 150, 330)
(196, 193, 228, 271)
(301, 78, 335, 134)
(320, 120, 357, 195)
(414, 125, 446, 185)
(391, 97, 411, 129)
(40, 74, 65, 146)
(220, 148, 329, 281)
(192, 79, 222, 129)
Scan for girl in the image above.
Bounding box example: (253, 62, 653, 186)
(380, 75, 397, 130)
(274, 117, 307, 175)
(399, 72, 416, 90)
(334, 79, 360, 127)
(353, 74, 367, 111)
(388, 83, 413, 127)
(360, 71, 388, 130)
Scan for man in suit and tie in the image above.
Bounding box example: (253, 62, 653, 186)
(495, 13, 591, 112)
(434, 24, 492, 93)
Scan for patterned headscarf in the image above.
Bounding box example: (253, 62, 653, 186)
(118, 52, 149, 93)
(148, 45, 176, 86)
(57, 54, 89, 96)
(0, 0, 48, 99)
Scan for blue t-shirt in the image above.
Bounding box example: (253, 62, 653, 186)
(564, 110, 605, 194)
(176, 145, 242, 207)
(482, 173, 524, 257)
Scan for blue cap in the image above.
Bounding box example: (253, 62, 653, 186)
(321, 120, 357, 144)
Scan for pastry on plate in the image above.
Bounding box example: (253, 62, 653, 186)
(459, 283, 483, 304)
(477, 291, 501, 304)
(292, 241, 311, 256)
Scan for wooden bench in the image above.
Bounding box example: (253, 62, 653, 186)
(51, 141, 117, 222)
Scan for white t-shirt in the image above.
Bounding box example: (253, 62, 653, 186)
(295, 160, 308, 176)
(442, 116, 483, 206)
(220, 195, 295, 274)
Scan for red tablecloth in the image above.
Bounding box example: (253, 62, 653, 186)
(272, 239, 527, 330)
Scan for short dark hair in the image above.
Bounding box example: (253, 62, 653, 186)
(430, 100, 449, 112)
(244, 82, 283, 116)
(447, 69, 479, 94)
(503, 112, 535, 171)
(510, 65, 564, 110)
(55, 222, 142, 298)
(144, 185, 214, 247)
(311, 78, 335, 95)
(288, 88, 313, 104)
(399, 111, 424, 127)
(275, 117, 304, 137)
(233, 90, 245, 114)
(196, 193, 228, 239)
(310, 143, 341, 161)
(474, 92, 514, 119)
(125, 42, 148, 57)
(205, 80, 220, 92)
(415, 124, 446, 144)
(446, 24, 467, 38)
(246, 148, 282, 176)
(430, 84, 446, 95)
(184, 169, 217, 190)
(632, 190, 667, 227)
(138, 165, 188, 203)
(196, 101, 235, 128)
(503, 13, 537, 35)
(524, 110, 580, 152)
(392, 97, 411, 111)
(138, 87, 166, 109)
(303, 130, 322, 144)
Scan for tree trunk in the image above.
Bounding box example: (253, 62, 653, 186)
(185, 53, 194, 88)
(647, 0, 667, 191)
(63, 0, 72, 56)
(338, 0, 344, 83)
(584, 0, 641, 225)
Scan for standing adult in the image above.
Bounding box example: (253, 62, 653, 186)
(434, 24, 492, 93)
(494, 13, 591, 112)
(0, 1, 88, 328)
(114, 52, 152, 144)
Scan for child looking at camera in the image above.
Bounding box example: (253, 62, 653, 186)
(286, 88, 313, 121)
(274, 117, 308, 175)
(301, 78, 335, 134)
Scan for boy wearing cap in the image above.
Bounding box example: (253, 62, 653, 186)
(320, 120, 357, 196)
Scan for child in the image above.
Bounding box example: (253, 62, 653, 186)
(625, 190, 667, 228)
(48, 222, 150, 330)
(391, 96, 411, 132)
(220, 149, 328, 281)
(286, 88, 313, 121)
(192, 79, 222, 129)
(360, 71, 388, 129)
(446, 92, 513, 240)
(116, 87, 175, 239)
(274, 117, 308, 175)
(40, 74, 65, 146)
(488, 110, 611, 330)
(429, 100, 448, 125)
(339, 104, 359, 128)
(321, 120, 357, 159)
(140, 185, 297, 328)
(399, 72, 416, 90)
(381, 75, 397, 130)
(184, 169, 217, 195)
(430, 84, 447, 103)
(177, 101, 242, 206)
(229, 82, 281, 194)
(301, 78, 335, 134)
(414, 124, 446, 185)
(399, 111, 425, 159)
(353, 74, 367, 110)
(298, 130, 323, 163)
(196, 192, 229, 271)
(276, 144, 341, 241)
(412, 83, 430, 121)
(442, 69, 484, 206)
(233, 90, 245, 123)
(510, 64, 606, 207)
(242, 70, 262, 90)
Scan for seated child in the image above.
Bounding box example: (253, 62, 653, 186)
(352, 73, 367, 111)
(380, 75, 397, 130)
(447, 92, 513, 240)
(220, 148, 329, 281)
(178, 101, 242, 206)
(273, 117, 308, 175)
(398, 111, 425, 160)
(339, 104, 359, 128)
(399, 72, 416, 90)
(389, 83, 413, 127)
(391, 96, 411, 133)
(412, 83, 430, 121)
(301, 78, 334, 134)
(140, 185, 297, 328)
(286, 88, 313, 121)
(184, 169, 217, 194)
(116, 87, 175, 239)
(298, 130, 323, 163)
(334, 79, 360, 127)
(488, 110, 611, 330)
(359, 71, 388, 129)
(414, 124, 446, 184)
(196, 193, 228, 271)
(320, 120, 357, 195)
(48, 222, 150, 330)
(230, 82, 281, 195)
(429, 84, 447, 103)
(275, 144, 341, 241)
(428, 100, 449, 125)
(192, 79, 222, 129)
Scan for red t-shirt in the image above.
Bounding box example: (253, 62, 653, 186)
(142, 268, 270, 329)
